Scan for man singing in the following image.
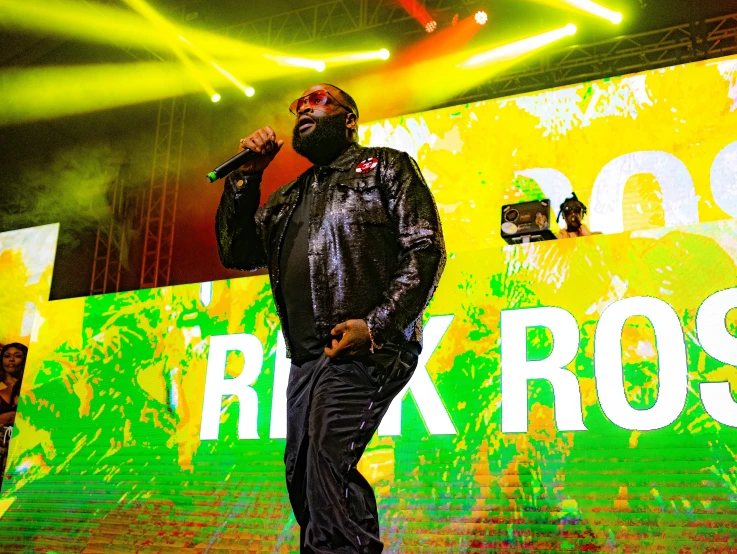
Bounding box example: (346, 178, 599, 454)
(215, 84, 445, 553)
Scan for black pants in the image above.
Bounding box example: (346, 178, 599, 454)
(284, 343, 420, 554)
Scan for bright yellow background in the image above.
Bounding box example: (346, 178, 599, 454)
(360, 56, 737, 253)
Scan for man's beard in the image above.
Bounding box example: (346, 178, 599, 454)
(292, 113, 348, 166)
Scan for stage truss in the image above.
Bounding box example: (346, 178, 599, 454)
(90, 163, 141, 295)
(457, 13, 737, 103)
(139, 97, 187, 290)
(90, 7, 183, 295)
(224, 5, 737, 105)
(221, 0, 477, 48)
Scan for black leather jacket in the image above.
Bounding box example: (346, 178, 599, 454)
(215, 142, 446, 357)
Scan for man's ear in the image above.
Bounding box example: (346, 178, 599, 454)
(346, 112, 358, 130)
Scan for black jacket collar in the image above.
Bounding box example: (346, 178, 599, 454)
(282, 142, 364, 195)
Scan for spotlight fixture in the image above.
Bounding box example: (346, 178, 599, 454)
(211, 93, 221, 102)
(475, 10, 488, 25)
(245, 87, 255, 97)
(425, 20, 437, 33)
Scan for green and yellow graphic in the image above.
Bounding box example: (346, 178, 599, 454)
(3, 54, 737, 553)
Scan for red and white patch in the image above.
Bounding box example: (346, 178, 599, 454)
(355, 157, 379, 174)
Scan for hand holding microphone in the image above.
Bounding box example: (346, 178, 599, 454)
(239, 126, 284, 174)
(206, 125, 284, 182)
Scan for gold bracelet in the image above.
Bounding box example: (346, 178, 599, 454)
(366, 322, 381, 354)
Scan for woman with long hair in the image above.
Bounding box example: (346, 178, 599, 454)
(0, 343, 28, 426)
(0, 342, 27, 417)
(0, 342, 27, 480)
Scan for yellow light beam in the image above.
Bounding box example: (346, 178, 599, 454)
(0, 62, 192, 126)
(321, 49, 391, 64)
(265, 55, 326, 72)
(555, 0, 622, 23)
(0, 0, 162, 53)
(0, 0, 290, 63)
(121, 0, 217, 100)
(178, 35, 255, 96)
(211, 61, 254, 95)
(0, 60, 296, 126)
(0, 0, 334, 100)
(120, 0, 255, 98)
(460, 24, 577, 68)
(345, 24, 579, 120)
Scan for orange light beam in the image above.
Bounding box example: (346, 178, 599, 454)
(394, 16, 483, 66)
(397, 0, 434, 29)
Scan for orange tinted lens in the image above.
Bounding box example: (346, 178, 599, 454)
(308, 90, 328, 107)
(290, 90, 329, 114)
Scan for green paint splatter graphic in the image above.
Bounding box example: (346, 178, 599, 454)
(1, 220, 737, 552)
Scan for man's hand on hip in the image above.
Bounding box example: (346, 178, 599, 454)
(325, 319, 372, 358)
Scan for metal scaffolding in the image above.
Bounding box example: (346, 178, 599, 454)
(222, 3, 737, 105)
(89, 3, 184, 295)
(90, 163, 138, 295)
(454, 12, 737, 104)
(221, 0, 477, 47)
(139, 97, 187, 289)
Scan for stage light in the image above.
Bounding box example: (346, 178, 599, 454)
(396, 14, 484, 66)
(177, 34, 255, 97)
(459, 23, 577, 68)
(379, 48, 391, 60)
(245, 87, 255, 97)
(209, 61, 257, 97)
(556, 0, 623, 24)
(211, 93, 221, 102)
(475, 11, 488, 25)
(396, 0, 436, 33)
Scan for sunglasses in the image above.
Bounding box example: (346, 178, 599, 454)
(289, 89, 355, 116)
(562, 205, 583, 214)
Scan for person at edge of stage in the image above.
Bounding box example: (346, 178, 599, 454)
(214, 83, 446, 553)
(556, 192, 600, 239)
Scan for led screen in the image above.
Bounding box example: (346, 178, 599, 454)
(360, 55, 737, 253)
(2, 219, 737, 552)
(0, 224, 58, 343)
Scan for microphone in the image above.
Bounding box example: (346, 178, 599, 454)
(206, 148, 258, 183)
